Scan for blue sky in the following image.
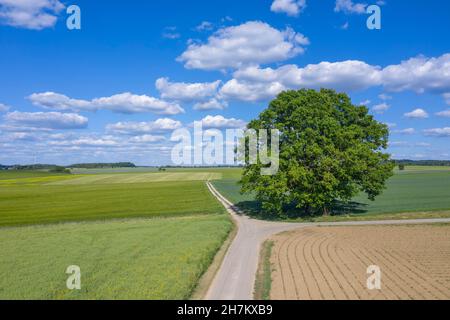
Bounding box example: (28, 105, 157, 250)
(0, 0, 450, 165)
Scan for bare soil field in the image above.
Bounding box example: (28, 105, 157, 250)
(270, 225, 450, 300)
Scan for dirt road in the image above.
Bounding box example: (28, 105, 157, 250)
(205, 182, 450, 300)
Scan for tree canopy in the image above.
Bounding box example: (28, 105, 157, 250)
(240, 89, 394, 217)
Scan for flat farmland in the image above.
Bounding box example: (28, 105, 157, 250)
(0, 169, 232, 299)
(0, 179, 224, 227)
(352, 168, 450, 215)
(213, 167, 450, 221)
(48, 172, 222, 185)
(0, 215, 232, 299)
(0, 170, 232, 228)
(269, 225, 450, 300)
(0, 170, 69, 180)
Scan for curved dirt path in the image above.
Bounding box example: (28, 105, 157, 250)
(205, 182, 450, 300)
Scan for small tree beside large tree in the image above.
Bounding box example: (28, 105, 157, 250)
(240, 89, 394, 217)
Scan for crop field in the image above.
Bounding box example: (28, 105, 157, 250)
(0, 170, 69, 180)
(70, 167, 160, 174)
(268, 224, 450, 300)
(212, 167, 450, 220)
(0, 215, 232, 299)
(0, 180, 225, 227)
(0, 170, 227, 227)
(0, 169, 233, 299)
(48, 172, 222, 185)
(352, 169, 450, 215)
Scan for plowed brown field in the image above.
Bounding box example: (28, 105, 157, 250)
(270, 225, 450, 300)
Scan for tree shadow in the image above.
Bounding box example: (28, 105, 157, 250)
(233, 200, 280, 220)
(329, 200, 369, 216)
(234, 199, 369, 221)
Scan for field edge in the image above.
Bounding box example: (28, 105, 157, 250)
(190, 217, 238, 300)
(253, 240, 274, 300)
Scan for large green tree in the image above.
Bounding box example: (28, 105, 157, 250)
(240, 89, 394, 217)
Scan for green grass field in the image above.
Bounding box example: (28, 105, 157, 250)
(48, 172, 222, 185)
(0, 180, 225, 227)
(70, 167, 160, 174)
(0, 170, 69, 180)
(212, 166, 450, 221)
(0, 170, 232, 299)
(352, 169, 450, 214)
(0, 215, 232, 299)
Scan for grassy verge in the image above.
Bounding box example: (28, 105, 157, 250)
(254, 240, 274, 300)
(0, 215, 232, 299)
(190, 218, 238, 300)
(289, 210, 450, 223)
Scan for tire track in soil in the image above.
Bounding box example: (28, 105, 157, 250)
(270, 226, 450, 300)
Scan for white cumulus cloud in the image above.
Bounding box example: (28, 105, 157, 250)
(393, 128, 416, 135)
(271, 0, 307, 17)
(436, 109, 450, 118)
(0, 0, 65, 30)
(423, 127, 450, 137)
(334, 0, 367, 14)
(3, 111, 88, 130)
(372, 103, 390, 114)
(219, 78, 286, 102)
(129, 135, 166, 143)
(178, 21, 309, 71)
(381, 54, 450, 94)
(28, 92, 91, 111)
(216, 54, 450, 103)
(92, 93, 184, 115)
(193, 99, 227, 111)
(155, 77, 221, 101)
(404, 108, 429, 119)
(29, 92, 184, 115)
(195, 115, 247, 129)
(222, 61, 382, 101)
(50, 138, 119, 148)
(233, 61, 382, 90)
(219, 60, 381, 102)
(106, 118, 182, 135)
(195, 21, 214, 32)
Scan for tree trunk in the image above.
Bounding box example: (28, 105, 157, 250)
(323, 207, 329, 216)
(304, 205, 311, 216)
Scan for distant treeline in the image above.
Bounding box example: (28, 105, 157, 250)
(68, 162, 136, 169)
(2, 160, 450, 171)
(1, 164, 60, 170)
(394, 160, 450, 166)
(0, 162, 136, 170)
